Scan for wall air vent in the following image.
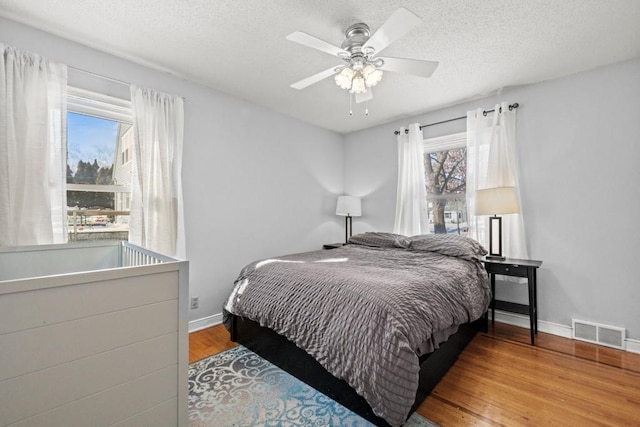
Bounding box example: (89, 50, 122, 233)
(572, 319, 625, 350)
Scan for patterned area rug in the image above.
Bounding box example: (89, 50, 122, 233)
(189, 345, 438, 427)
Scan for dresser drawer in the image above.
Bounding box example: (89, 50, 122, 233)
(485, 262, 529, 277)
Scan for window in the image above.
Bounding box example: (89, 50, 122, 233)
(66, 87, 134, 242)
(121, 148, 130, 165)
(423, 132, 467, 234)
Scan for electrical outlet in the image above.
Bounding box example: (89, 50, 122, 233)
(190, 297, 199, 310)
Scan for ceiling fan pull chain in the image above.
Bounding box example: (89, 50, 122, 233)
(365, 99, 369, 116)
(349, 92, 353, 116)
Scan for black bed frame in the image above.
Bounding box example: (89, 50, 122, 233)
(229, 314, 486, 426)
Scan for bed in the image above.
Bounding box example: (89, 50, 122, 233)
(223, 232, 490, 427)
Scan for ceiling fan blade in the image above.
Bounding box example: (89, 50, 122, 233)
(286, 31, 347, 57)
(363, 7, 422, 55)
(378, 57, 439, 78)
(290, 66, 338, 90)
(355, 89, 373, 104)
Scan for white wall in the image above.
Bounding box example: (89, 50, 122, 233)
(0, 17, 345, 326)
(4, 16, 640, 341)
(345, 58, 640, 340)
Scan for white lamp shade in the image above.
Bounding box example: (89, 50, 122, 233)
(336, 196, 362, 217)
(475, 186, 520, 215)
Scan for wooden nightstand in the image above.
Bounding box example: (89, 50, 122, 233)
(322, 243, 345, 250)
(483, 257, 542, 345)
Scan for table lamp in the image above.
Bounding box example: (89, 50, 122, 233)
(475, 186, 519, 260)
(336, 196, 362, 244)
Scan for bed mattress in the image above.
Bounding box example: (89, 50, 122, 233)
(223, 233, 490, 426)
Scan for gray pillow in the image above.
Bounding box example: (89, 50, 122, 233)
(409, 234, 487, 260)
(348, 232, 410, 249)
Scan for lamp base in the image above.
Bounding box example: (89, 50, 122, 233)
(488, 215, 504, 260)
(344, 215, 353, 244)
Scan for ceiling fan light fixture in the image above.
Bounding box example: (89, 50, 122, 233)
(363, 65, 383, 87)
(336, 63, 383, 93)
(335, 67, 354, 89)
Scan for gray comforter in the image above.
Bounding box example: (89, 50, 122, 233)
(223, 233, 490, 426)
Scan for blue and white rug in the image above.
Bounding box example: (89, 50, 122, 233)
(188, 345, 438, 427)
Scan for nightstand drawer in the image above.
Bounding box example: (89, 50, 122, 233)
(485, 262, 528, 277)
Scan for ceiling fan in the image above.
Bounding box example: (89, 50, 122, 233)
(286, 7, 438, 106)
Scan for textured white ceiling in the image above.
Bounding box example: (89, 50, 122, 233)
(1, 0, 639, 134)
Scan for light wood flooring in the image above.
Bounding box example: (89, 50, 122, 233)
(189, 322, 640, 426)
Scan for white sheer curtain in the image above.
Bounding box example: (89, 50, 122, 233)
(466, 102, 528, 258)
(0, 44, 67, 246)
(129, 85, 185, 258)
(393, 123, 427, 236)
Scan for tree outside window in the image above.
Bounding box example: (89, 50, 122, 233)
(423, 133, 468, 235)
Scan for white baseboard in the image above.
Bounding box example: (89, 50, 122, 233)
(626, 338, 640, 354)
(494, 310, 640, 353)
(189, 312, 223, 333)
(494, 310, 573, 338)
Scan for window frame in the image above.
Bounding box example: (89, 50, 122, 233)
(66, 87, 134, 240)
(67, 86, 133, 124)
(423, 131, 466, 154)
(66, 86, 133, 198)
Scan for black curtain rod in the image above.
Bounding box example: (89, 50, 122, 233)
(393, 102, 519, 135)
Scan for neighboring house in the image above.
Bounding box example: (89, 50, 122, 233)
(112, 124, 134, 223)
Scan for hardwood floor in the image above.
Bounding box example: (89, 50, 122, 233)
(189, 325, 237, 363)
(189, 322, 640, 426)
